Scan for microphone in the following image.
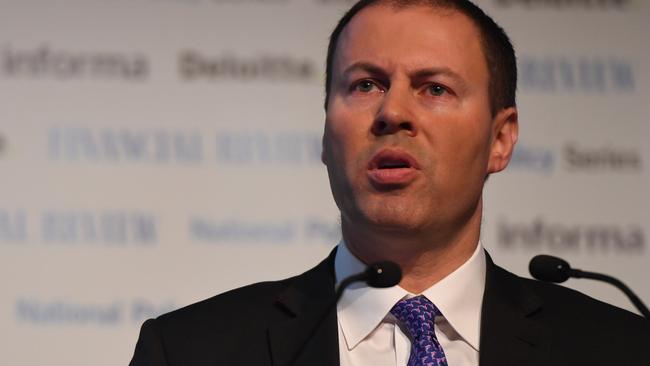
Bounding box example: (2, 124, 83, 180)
(529, 255, 572, 283)
(289, 261, 402, 365)
(335, 261, 402, 297)
(529, 254, 650, 319)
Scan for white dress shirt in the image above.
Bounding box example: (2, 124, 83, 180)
(335, 240, 486, 366)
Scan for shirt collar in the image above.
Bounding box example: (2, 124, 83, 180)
(420, 240, 486, 351)
(334, 240, 486, 352)
(335, 241, 407, 350)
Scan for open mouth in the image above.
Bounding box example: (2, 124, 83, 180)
(368, 149, 420, 171)
(367, 149, 420, 187)
(377, 159, 411, 169)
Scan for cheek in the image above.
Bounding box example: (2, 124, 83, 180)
(323, 122, 349, 163)
(323, 130, 356, 188)
(324, 108, 371, 165)
(431, 118, 492, 181)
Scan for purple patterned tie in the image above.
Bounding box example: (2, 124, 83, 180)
(390, 295, 449, 366)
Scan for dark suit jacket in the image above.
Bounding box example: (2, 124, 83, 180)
(130, 250, 650, 365)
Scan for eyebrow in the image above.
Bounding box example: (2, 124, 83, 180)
(341, 62, 388, 80)
(341, 61, 467, 86)
(411, 67, 465, 85)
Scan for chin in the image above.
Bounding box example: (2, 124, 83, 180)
(358, 201, 429, 232)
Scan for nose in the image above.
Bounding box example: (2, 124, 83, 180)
(371, 88, 417, 136)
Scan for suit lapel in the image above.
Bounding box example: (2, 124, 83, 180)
(479, 252, 551, 366)
(268, 249, 340, 366)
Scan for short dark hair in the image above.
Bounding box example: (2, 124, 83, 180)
(324, 0, 517, 116)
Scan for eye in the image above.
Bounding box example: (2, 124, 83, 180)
(427, 84, 448, 96)
(353, 80, 380, 93)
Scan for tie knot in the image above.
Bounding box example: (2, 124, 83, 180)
(390, 295, 441, 339)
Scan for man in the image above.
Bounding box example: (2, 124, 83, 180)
(130, 1, 650, 365)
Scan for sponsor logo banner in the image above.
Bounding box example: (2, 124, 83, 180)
(497, 216, 645, 254)
(179, 51, 318, 83)
(508, 142, 642, 174)
(48, 127, 322, 166)
(1, 44, 149, 81)
(564, 143, 642, 171)
(0, 209, 158, 246)
(520, 56, 635, 94)
(15, 298, 176, 326)
(0, 209, 340, 246)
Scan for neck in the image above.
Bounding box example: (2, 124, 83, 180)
(342, 200, 482, 294)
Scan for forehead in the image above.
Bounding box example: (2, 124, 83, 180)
(334, 4, 487, 79)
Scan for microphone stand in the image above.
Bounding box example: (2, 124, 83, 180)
(571, 269, 650, 319)
(530, 255, 650, 320)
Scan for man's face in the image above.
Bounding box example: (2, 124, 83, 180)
(322, 5, 515, 236)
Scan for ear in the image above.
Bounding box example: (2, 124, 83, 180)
(487, 106, 518, 174)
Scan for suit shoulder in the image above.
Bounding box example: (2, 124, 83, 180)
(531, 278, 643, 319)
(156, 277, 293, 326)
(154, 249, 337, 326)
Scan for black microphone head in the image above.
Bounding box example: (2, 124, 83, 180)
(365, 261, 402, 288)
(529, 254, 572, 283)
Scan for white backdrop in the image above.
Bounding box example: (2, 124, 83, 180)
(1, 0, 648, 365)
